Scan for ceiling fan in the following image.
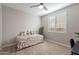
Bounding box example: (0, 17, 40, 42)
(30, 3, 48, 11)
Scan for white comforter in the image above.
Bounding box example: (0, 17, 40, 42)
(16, 34, 43, 50)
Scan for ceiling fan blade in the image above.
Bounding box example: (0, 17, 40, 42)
(43, 6, 48, 11)
(30, 4, 40, 8)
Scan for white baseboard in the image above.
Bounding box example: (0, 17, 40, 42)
(46, 39, 70, 48)
(2, 43, 16, 48)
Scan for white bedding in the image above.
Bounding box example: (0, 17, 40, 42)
(16, 34, 43, 50)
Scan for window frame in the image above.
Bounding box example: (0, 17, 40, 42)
(48, 11, 67, 33)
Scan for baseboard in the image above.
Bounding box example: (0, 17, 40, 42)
(46, 39, 70, 48)
(2, 43, 16, 48)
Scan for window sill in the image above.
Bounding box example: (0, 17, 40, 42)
(48, 31, 66, 33)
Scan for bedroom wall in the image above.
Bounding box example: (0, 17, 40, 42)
(0, 4, 2, 49)
(2, 6, 41, 47)
(41, 4, 79, 47)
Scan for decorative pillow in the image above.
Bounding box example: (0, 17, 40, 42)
(18, 32, 26, 36)
(18, 31, 35, 36)
(26, 31, 30, 35)
(30, 31, 34, 35)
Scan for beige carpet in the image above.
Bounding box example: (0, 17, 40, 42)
(0, 41, 71, 55)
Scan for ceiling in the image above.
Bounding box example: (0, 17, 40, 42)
(2, 3, 72, 16)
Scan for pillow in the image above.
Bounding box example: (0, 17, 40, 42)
(18, 32, 26, 36)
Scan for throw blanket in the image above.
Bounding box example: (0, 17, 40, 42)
(16, 34, 43, 50)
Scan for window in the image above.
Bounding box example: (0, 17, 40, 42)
(48, 12, 66, 33)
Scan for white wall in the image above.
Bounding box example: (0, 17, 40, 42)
(2, 6, 41, 47)
(0, 4, 2, 49)
(41, 4, 79, 47)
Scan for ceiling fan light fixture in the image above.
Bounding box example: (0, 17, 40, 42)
(38, 5, 44, 9)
